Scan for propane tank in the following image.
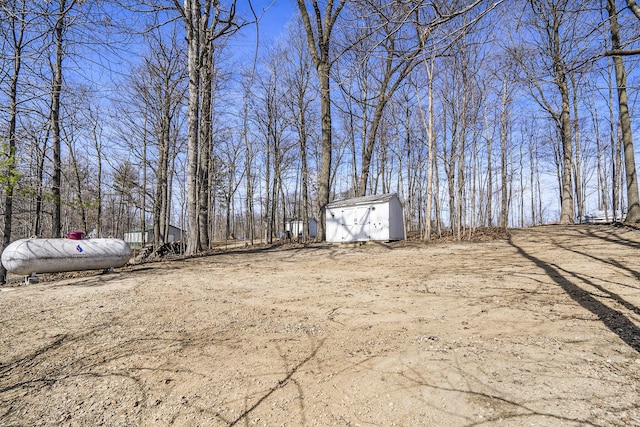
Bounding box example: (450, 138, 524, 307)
(1, 237, 131, 276)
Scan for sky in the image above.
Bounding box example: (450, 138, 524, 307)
(230, 0, 297, 60)
(72, 0, 297, 100)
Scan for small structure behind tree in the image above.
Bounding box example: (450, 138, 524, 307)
(124, 225, 185, 248)
(326, 193, 405, 243)
(286, 218, 318, 241)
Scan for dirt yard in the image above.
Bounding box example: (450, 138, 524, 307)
(1, 225, 639, 426)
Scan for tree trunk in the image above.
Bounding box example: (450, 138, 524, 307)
(554, 31, 575, 225)
(66, 139, 88, 232)
(141, 113, 147, 245)
(92, 113, 103, 237)
(358, 94, 388, 197)
(593, 105, 608, 216)
(299, 120, 310, 241)
(605, 58, 618, 219)
(570, 73, 583, 220)
(179, 0, 238, 253)
(185, 0, 201, 254)
(264, 137, 271, 243)
(316, 64, 332, 241)
(529, 141, 535, 225)
(242, 99, 255, 244)
(154, 109, 170, 246)
(485, 107, 493, 227)
(500, 78, 509, 229)
(434, 146, 442, 238)
(519, 142, 524, 227)
(444, 126, 456, 235)
(51, 0, 69, 238)
(456, 130, 465, 240)
(33, 133, 48, 237)
(296, 0, 346, 241)
(425, 58, 435, 241)
(198, 36, 213, 249)
(617, 124, 625, 216)
(1, 4, 24, 284)
(166, 145, 177, 241)
(607, 0, 640, 222)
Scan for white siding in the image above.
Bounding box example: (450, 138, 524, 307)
(325, 194, 405, 243)
(368, 203, 390, 241)
(326, 207, 345, 243)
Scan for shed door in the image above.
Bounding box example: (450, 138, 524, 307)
(343, 207, 371, 241)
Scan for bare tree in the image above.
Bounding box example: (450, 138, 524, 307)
(421, 54, 437, 240)
(249, 46, 296, 243)
(240, 73, 257, 244)
(172, 0, 242, 254)
(197, 38, 231, 248)
(26, 124, 50, 238)
(128, 29, 186, 247)
(606, 0, 640, 222)
(0, 0, 31, 284)
(499, 74, 511, 229)
(88, 107, 104, 237)
(510, 0, 596, 224)
(344, 0, 496, 198)
(296, 0, 346, 241)
(216, 132, 243, 240)
(62, 113, 89, 233)
(48, 0, 81, 238)
(282, 19, 318, 241)
(112, 160, 139, 237)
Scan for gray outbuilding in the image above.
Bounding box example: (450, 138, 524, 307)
(124, 224, 184, 248)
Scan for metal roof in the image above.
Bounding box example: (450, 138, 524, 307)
(326, 193, 398, 209)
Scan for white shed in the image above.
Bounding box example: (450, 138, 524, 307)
(326, 193, 405, 243)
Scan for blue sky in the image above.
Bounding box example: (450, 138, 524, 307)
(231, 0, 296, 57)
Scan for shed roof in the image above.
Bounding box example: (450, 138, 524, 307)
(326, 193, 398, 209)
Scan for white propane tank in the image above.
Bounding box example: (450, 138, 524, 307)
(1, 238, 132, 276)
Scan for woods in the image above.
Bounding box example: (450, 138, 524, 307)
(1, 0, 640, 278)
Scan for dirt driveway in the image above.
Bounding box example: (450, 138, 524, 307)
(1, 225, 639, 426)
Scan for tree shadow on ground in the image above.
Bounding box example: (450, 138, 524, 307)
(577, 224, 640, 250)
(220, 338, 325, 426)
(392, 360, 612, 427)
(508, 236, 640, 354)
(552, 240, 640, 293)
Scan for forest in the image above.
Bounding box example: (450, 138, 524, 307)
(1, 0, 640, 273)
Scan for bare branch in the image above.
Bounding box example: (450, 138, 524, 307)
(605, 47, 640, 56)
(627, 0, 640, 20)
